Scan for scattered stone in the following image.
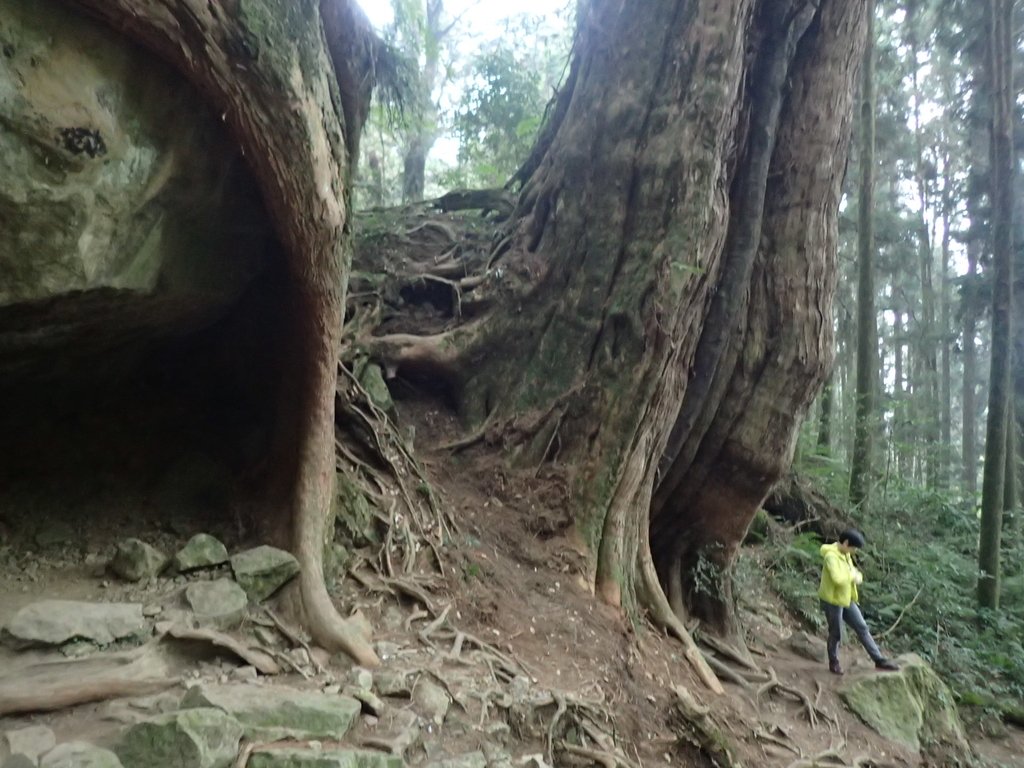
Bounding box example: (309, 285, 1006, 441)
(374, 642, 402, 661)
(786, 630, 827, 663)
(172, 534, 229, 573)
(229, 546, 299, 602)
(347, 667, 373, 691)
(40, 743, 123, 768)
(2, 600, 145, 648)
(348, 688, 385, 717)
(185, 578, 248, 630)
(116, 708, 243, 768)
(839, 654, 971, 760)
(143, 604, 163, 618)
(110, 539, 168, 582)
(425, 752, 487, 768)
(2, 725, 56, 763)
(413, 677, 451, 725)
(247, 747, 403, 768)
(181, 683, 360, 741)
(376, 669, 411, 697)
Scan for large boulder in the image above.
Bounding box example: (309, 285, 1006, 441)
(1, 600, 145, 648)
(180, 683, 361, 742)
(116, 708, 243, 768)
(839, 653, 972, 762)
(0, 0, 269, 383)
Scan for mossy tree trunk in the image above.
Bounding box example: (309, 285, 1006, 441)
(454, 0, 867, 646)
(59, 0, 379, 665)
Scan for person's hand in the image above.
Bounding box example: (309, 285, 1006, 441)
(851, 567, 864, 585)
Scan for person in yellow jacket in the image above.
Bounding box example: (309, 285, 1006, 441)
(819, 529, 899, 675)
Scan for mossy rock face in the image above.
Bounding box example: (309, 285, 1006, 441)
(839, 654, 972, 762)
(0, 0, 269, 383)
(180, 684, 361, 742)
(115, 708, 244, 768)
(40, 743, 124, 768)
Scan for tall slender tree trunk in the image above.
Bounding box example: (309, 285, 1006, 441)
(978, 0, 1014, 610)
(849, 0, 877, 509)
(939, 154, 953, 489)
(401, 0, 443, 203)
(963, 242, 980, 497)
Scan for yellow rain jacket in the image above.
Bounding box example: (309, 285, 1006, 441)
(818, 542, 864, 607)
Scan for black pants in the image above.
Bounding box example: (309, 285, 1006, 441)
(820, 600, 883, 664)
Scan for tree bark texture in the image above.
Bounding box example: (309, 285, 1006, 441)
(456, 0, 867, 639)
(849, 0, 876, 510)
(58, 0, 378, 664)
(978, 0, 1013, 610)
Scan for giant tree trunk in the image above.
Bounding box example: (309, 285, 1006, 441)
(59, 0, 378, 665)
(438, 0, 868, 648)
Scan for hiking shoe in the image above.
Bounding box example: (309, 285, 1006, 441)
(829, 660, 843, 675)
(875, 658, 899, 671)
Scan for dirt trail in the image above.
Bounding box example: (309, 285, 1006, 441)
(0, 399, 1021, 767)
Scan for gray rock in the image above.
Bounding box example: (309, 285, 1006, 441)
(247, 748, 403, 768)
(2, 725, 56, 763)
(425, 753, 487, 768)
(786, 630, 827, 663)
(359, 363, 394, 414)
(376, 669, 411, 697)
(2, 600, 145, 648)
(116, 708, 243, 768)
(173, 534, 229, 573)
(2, 754, 35, 768)
(110, 539, 169, 582)
(180, 683, 360, 742)
(347, 666, 373, 691)
(185, 578, 247, 630)
(229, 546, 299, 602)
(412, 677, 451, 724)
(40, 743, 123, 768)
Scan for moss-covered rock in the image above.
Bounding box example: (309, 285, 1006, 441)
(173, 534, 230, 573)
(247, 748, 403, 768)
(185, 578, 248, 630)
(110, 539, 169, 582)
(40, 743, 123, 768)
(115, 708, 243, 768)
(180, 684, 360, 742)
(229, 546, 300, 602)
(839, 654, 972, 761)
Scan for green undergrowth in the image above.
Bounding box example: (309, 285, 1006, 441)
(750, 461, 1024, 714)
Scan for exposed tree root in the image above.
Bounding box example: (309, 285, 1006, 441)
(639, 535, 724, 694)
(755, 667, 838, 730)
(670, 683, 739, 767)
